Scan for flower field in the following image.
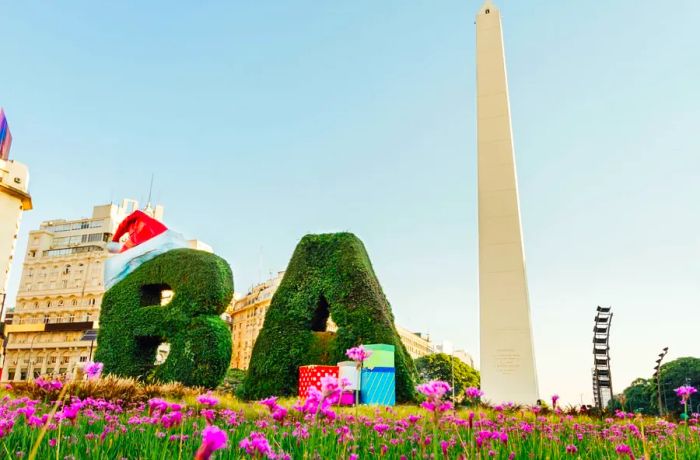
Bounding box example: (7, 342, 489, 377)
(0, 378, 698, 459)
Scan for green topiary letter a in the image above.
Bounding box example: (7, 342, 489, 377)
(241, 233, 417, 402)
(95, 248, 233, 388)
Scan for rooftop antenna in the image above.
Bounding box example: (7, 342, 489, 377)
(146, 173, 154, 209)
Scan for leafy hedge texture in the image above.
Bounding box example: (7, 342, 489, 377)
(240, 233, 417, 402)
(95, 249, 233, 389)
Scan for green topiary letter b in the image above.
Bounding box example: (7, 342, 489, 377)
(95, 249, 233, 388)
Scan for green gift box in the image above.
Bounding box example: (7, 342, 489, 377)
(362, 344, 395, 369)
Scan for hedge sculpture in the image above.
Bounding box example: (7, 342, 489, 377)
(95, 248, 233, 389)
(240, 233, 417, 402)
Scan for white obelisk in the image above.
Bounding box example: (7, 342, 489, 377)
(476, 0, 539, 404)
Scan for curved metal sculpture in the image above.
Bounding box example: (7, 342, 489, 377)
(592, 305, 613, 410)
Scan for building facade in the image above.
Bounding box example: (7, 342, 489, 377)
(395, 325, 434, 359)
(1, 199, 163, 381)
(227, 272, 437, 369)
(0, 154, 32, 318)
(228, 272, 284, 369)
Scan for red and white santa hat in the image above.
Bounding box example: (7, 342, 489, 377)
(107, 210, 168, 254)
(104, 209, 188, 289)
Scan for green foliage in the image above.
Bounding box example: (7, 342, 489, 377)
(654, 357, 700, 415)
(95, 249, 233, 389)
(240, 233, 418, 402)
(218, 368, 247, 395)
(616, 357, 700, 415)
(415, 353, 480, 403)
(608, 378, 654, 414)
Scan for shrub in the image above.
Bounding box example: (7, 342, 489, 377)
(8, 375, 203, 403)
(240, 233, 417, 402)
(95, 249, 233, 389)
(218, 368, 247, 395)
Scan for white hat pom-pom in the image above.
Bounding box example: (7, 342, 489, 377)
(106, 242, 122, 254)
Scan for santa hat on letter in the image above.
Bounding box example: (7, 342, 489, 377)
(107, 210, 168, 254)
(104, 209, 188, 289)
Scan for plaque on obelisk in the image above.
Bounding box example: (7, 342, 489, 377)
(476, 0, 539, 404)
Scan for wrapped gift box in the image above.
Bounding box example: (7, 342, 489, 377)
(362, 344, 395, 369)
(337, 361, 360, 390)
(298, 365, 339, 398)
(339, 391, 355, 406)
(360, 367, 395, 406)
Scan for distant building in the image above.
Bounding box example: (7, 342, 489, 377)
(227, 272, 439, 369)
(395, 325, 434, 359)
(434, 341, 476, 368)
(0, 129, 32, 318)
(227, 272, 284, 369)
(1, 199, 163, 381)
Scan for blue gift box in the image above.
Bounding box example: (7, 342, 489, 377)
(360, 367, 395, 406)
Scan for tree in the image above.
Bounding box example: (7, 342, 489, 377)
(414, 353, 480, 403)
(615, 357, 700, 416)
(218, 368, 247, 395)
(609, 378, 654, 414)
(654, 357, 700, 415)
(240, 233, 417, 402)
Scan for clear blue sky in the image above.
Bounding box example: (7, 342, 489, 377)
(2, 1, 699, 405)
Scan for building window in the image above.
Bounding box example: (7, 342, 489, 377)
(79, 356, 87, 363)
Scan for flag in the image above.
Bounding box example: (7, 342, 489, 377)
(0, 109, 12, 160)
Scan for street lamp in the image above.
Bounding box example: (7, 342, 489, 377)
(653, 347, 669, 416)
(80, 329, 98, 361)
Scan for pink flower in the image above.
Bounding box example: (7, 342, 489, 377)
(259, 396, 288, 422)
(83, 361, 103, 380)
(239, 431, 273, 457)
(35, 377, 63, 392)
(196, 393, 219, 407)
(148, 398, 169, 414)
(259, 397, 278, 410)
(551, 394, 560, 407)
(566, 444, 578, 454)
(58, 402, 81, 423)
(195, 425, 228, 460)
(416, 380, 451, 400)
(465, 387, 484, 400)
(416, 380, 452, 413)
(346, 345, 372, 363)
(160, 411, 182, 429)
(48, 438, 57, 447)
(615, 444, 632, 457)
(675, 385, 698, 403)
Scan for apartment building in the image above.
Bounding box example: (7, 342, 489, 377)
(1, 199, 163, 381)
